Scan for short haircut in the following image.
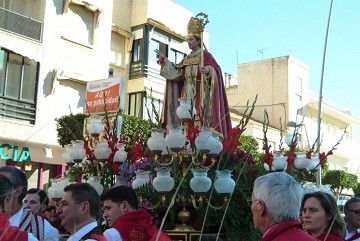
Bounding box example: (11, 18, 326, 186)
(344, 197, 360, 211)
(27, 188, 49, 206)
(0, 166, 28, 204)
(100, 185, 138, 210)
(253, 172, 304, 223)
(64, 183, 100, 218)
(302, 191, 345, 237)
(0, 174, 14, 207)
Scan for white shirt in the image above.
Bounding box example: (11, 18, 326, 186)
(104, 227, 122, 241)
(345, 225, 360, 241)
(28, 233, 39, 241)
(67, 221, 98, 241)
(9, 207, 60, 241)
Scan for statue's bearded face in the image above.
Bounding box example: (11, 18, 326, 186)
(187, 36, 200, 51)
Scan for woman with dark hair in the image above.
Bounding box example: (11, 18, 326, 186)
(302, 191, 345, 241)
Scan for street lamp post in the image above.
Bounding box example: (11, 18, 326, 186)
(316, 0, 334, 186)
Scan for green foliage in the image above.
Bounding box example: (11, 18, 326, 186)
(353, 182, 360, 196)
(240, 135, 261, 160)
(56, 113, 88, 147)
(323, 170, 358, 199)
(120, 114, 152, 150)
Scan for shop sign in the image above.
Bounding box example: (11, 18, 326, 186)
(85, 76, 126, 114)
(0, 144, 31, 162)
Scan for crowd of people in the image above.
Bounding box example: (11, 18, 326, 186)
(1, 165, 359, 241)
(0, 165, 172, 241)
(250, 172, 360, 241)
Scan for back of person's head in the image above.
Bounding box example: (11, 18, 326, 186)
(64, 183, 100, 218)
(302, 191, 345, 237)
(100, 185, 138, 210)
(253, 172, 303, 223)
(0, 174, 14, 208)
(27, 188, 49, 206)
(344, 197, 360, 212)
(0, 166, 28, 204)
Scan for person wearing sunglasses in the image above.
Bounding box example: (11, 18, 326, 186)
(344, 197, 360, 241)
(301, 191, 345, 241)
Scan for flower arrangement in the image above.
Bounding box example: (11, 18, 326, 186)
(56, 93, 265, 240)
(261, 109, 347, 183)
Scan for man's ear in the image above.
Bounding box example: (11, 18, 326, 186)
(122, 200, 131, 212)
(259, 200, 267, 217)
(40, 204, 47, 213)
(81, 201, 90, 214)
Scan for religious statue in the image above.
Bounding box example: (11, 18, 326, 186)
(155, 13, 232, 138)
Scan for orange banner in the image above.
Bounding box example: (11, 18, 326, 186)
(85, 77, 123, 114)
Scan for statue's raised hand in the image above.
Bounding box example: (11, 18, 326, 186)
(155, 49, 164, 59)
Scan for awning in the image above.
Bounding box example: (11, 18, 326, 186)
(0, 34, 42, 62)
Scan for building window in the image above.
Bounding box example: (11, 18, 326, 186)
(0, 48, 39, 124)
(168, 48, 185, 64)
(64, 3, 95, 45)
(131, 39, 143, 63)
(128, 92, 145, 118)
(149, 39, 168, 64)
(110, 32, 125, 67)
(128, 91, 163, 123)
(144, 95, 162, 124)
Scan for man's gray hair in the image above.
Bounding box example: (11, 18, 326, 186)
(253, 172, 304, 223)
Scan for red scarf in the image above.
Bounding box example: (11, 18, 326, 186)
(81, 225, 107, 241)
(112, 209, 171, 241)
(19, 208, 45, 240)
(0, 213, 28, 241)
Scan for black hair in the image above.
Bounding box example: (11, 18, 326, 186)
(100, 185, 138, 210)
(0, 174, 14, 208)
(344, 197, 360, 211)
(0, 166, 28, 204)
(27, 188, 49, 206)
(64, 183, 100, 218)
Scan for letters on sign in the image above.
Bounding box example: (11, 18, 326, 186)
(0, 144, 31, 162)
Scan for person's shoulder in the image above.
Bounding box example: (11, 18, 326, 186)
(44, 218, 60, 233)
(282, 228, 318, 241)
(104, 227, 122, 241)
(28, 233, 39, 241)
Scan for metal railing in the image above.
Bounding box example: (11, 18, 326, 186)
(0, 7, 43, 42)
(129, 62, 164, 81)
(0, 96, 36, 124)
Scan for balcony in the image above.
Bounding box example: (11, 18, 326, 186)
(129, 61, 163, 81)
(0, 7, 43, 42)
(0, 96, 36, 125)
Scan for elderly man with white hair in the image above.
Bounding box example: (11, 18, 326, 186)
(249, 172, 317, 241)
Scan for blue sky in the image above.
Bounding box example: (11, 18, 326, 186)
(176, 0, 360, 142)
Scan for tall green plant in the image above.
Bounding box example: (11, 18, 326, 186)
(56, 113, 88, 147)
(323, 170, 358, 200)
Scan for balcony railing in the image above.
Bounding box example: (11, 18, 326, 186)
(0, 96, 36, 124)
(129, 62, 164, 81)
(0, 7, 43, 42)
